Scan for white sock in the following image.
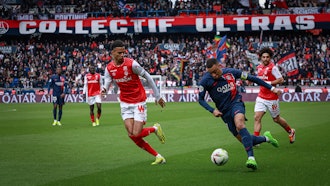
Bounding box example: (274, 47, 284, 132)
(265, 136, 269, 142)
(248, 156, 255, 160)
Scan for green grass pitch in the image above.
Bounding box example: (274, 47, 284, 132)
(0, 101, 329, 186)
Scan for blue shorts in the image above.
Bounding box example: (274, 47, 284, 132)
(221, 101, 246, 136)
(52, 95, 65, 105)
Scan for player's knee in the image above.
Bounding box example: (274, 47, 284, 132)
(254, 114, 261, 122)
(236, 123, 246, 130)
(273, 116, 280, 123)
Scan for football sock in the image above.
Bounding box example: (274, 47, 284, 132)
(254, 131, 260, 136)
(239, 128, 254, 157)
(129, 135, 158, 156)
(285, 126, 292, 133)
(137, 127, 156, 138)
(90, 114, 95, 122)
(97, 112, 101, 119)
(53, 108, 57, 120)
(251, 135, 266, 146)
(58, 109, 62, 121)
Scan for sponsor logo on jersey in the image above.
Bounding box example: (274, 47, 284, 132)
(115, 76, 132, 83)
(217, 83, 232, 93)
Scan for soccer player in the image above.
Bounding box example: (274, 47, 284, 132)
(198, 58, 281, 170)
(83, 65, 102, 127)
(102, 40, 167, 165)
(254, 47, 296, 144)
(48, 66, 68, 126)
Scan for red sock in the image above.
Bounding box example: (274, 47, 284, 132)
(285, 126, 292, 133)
(90, 114, 95, 122)
(137, 127, 156, 138)
(254, 131, 260, 136)
(129, 136, 158, 156)
(97, 113, 101, 119)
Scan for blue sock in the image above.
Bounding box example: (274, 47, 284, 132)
(58, 109, 62, 121)
(239, 128, 254, 157)
(53, 108, 57, 120)
(252, 135, 266, 146)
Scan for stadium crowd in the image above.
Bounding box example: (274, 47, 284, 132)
(0, 0, 330, 94)
(1, 0, 329, 20)
(1, 31, 329, 93)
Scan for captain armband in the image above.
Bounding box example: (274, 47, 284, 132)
(241, 71, 248, 80)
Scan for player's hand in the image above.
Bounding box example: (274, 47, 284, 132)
(60, 93, 65, 98)
(213, 109, 223, 117)
(101, 88, 107, 96)
(156, 97, 166, 108)
(272, 88, 282, 96)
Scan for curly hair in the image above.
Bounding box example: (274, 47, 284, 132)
(259, 47, 274, 58)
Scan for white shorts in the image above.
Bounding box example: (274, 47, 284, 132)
(87, 95, 102, 105)
(254, 97, 280, 118)
(120, 101, 147, 122)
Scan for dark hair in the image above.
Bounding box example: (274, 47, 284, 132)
(206, 58, 218, 68)
(259, 47, 274, 58)
(111, 40, 125, 50)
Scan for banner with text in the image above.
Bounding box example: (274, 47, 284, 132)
(277, 51, 299, 77)
(0, 14, 329, 35)
(1, 92, 329, 103)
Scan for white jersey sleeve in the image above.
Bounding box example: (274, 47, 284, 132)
(82, 75, 87, 94)
(272, 65, 283, 79)
(103, 67, 113, 92)
(132, 60, 161, 101)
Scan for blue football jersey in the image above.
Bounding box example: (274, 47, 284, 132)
(198, 68, 272, 114)
(48, 74, 68, 96)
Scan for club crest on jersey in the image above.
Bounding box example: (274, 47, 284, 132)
(224, 75, 232, 80)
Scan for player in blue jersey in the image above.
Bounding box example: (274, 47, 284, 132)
(198, 58, 282, 170)
(48, 67, 68, 126)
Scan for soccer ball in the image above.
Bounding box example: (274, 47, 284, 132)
(211, 148, 229, 166)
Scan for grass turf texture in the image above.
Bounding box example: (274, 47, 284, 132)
(0, 102, 329, 186)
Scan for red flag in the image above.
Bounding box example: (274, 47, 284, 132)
(273, 0, 288, 9)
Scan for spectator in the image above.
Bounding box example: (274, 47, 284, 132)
(295, 84, 302, 92)
(322, 86, 328, 93)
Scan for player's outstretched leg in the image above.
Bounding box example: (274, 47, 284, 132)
(151, 154, 166, 165)
(264, 131, 279, 147)
(154, 123, 165, 144)
(289, 128, 296, 144)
